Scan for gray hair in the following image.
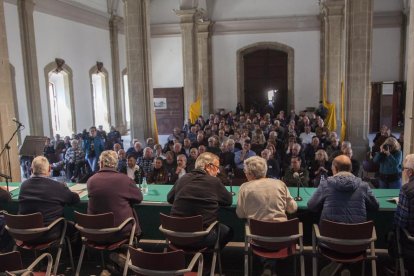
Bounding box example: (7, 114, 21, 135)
(404, 154, 414, 171)
(99, 150, 118, 169)
(195, 152, 219, 170)
(31, 156, 50, 176)
(244, 156, 267, 179)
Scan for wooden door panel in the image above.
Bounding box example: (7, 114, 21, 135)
(153, 88, 184, 135)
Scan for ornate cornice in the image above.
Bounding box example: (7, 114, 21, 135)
(4, 0, 405, 36)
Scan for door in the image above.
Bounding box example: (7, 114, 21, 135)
(244, 49, 288, 114)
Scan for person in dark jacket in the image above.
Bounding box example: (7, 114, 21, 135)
(18, 156, 80, 242)
(307, 155, 379, 223)
(0, 186, 12, 252)
(167, 152, 233, 250)
(87, 150, 143, 240)
(82, 126, 104, 172)
(308, 155, 379, 276)
(373, 137, 402, 189)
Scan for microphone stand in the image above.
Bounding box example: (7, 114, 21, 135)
(0, 122, 22, 192)
(294, 176, 302, 201)
(228, 169, 235, 196)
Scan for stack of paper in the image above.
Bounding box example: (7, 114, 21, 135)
(69, 184, 88, 198)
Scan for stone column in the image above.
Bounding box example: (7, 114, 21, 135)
(197, 20, 212, 117)
(404, 0, 414, 155)
(109, 15, 125, 132)
(322, 0, 346, 132)
(175, 9, 199, 120)
(345, 0, 373, 160)
(123, 0, 155, 142)
(0, 0, 21, 181)
(17, 0, 43, 135)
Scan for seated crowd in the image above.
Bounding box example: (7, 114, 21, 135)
(1, 105, 413, 275)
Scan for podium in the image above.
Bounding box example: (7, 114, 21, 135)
(19, 136, 48, 157)
(19, 136, 48, 179)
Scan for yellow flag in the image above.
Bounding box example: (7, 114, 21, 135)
(322, 79, 337, 132)
(189, 96, 201, 124)
(153, 112, 159, 144)
(340, 81, 346, 141)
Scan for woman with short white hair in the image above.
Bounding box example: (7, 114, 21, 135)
(236, 156, 297, 221)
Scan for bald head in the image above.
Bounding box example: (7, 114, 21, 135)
(332, 155, 352, 174)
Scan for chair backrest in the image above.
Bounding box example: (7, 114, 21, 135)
(129, 247, 186, 273)
(362, 160, 379, 173)
(74, 211, 117, 242)
(4, 212, 47, 241)
(249, 218, 300, 250)
(0, 251, 23, 272)
(319, 219, 374, 254)
(159, 213, 206, 247)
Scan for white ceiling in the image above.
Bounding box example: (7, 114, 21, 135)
(63, 0, 404, 24)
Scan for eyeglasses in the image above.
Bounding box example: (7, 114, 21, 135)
(208, 163, 220, 170)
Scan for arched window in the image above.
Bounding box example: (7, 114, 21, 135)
(44, 59, 76, 137)
(122, 68, 130, 129)
(90, 62, 110, 131)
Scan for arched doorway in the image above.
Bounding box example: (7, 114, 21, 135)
(237, 42, 294, 114)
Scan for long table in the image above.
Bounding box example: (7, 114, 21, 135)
(1, 182, 400, 247)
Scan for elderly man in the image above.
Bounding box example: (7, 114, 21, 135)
(234, 139, 256, 170)
(167, 152, 233, 250)
(169, 154, 187, 183)
(19, 156, 80, 240)
(137, 147, 154, 177)
(261, 149, 280, 179)
(87, 150, 143, 240)
(120, 155, 142, 184)
(65, 139, 85, 182)
(126, 141, 143, 159)
(307, 155, 379, 276)
(392, 154, 414, 274)
(394, 154, 414, 233)
(307, 155, 379, 223)
(237, 156, 297, 220)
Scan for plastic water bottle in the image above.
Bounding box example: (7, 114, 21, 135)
(141, 177, 148, 195)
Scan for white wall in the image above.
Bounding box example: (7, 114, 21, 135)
(212, 31, 320, 112)
(4, 3, 29, 138)
(372, 27, 401, 82)
(151, 36, 183, 88)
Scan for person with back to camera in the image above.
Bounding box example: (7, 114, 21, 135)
(307, 155, 379, 276)
(373, 137, 403, 189)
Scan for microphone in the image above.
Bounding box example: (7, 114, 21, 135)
(12, 118, 24, 127)
(293, 171, 302, 201)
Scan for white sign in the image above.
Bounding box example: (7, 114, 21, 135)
(154, 98, 167, 109)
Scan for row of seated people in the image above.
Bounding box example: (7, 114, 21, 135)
(1, 150, 414, 275)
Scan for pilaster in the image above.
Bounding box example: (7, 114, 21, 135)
(0, 0, 21, 181)
(123, 0, 155, 142)
(175, 9, 199, 120)
(404, 0, 414, 155)
(109, 15, 126, 132)
(345, 0, 373, 160)
(322, 0, 346, 133)
(17, 0, 43, 135)
(197, 20, 212, 118)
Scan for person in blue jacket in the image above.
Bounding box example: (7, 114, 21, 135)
(373, 137, 402, 189)
(83, 126, 104, 172)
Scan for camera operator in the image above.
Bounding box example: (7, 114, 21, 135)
(373, 137, 402, 189)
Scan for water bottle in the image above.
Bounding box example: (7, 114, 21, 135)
(141, 177, 148, 195)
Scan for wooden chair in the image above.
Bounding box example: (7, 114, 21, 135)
(128, 247, 203, 276)
(244, 218, 304, 276)
(159, 213, 221, 276)
(74, 211, 136, 276)
(312, 220, 377, 276)
(0, 251, 53, 276)
(4, 212, 73, 276)
(395, 227, 414, 275)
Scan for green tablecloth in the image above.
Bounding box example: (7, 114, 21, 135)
(0, 182, 400, 247)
